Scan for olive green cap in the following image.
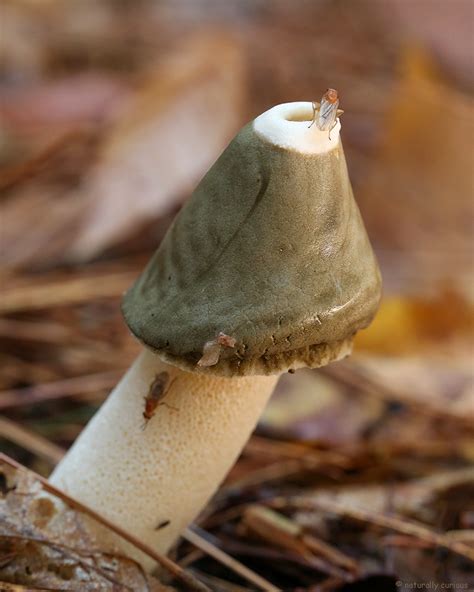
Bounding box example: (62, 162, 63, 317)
(122, 102, 382, 376)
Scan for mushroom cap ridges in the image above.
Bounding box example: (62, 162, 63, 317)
(122, 116, 381, 376)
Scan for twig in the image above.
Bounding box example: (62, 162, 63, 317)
(186, 570, 253, 592)
(216, 459, 310, 500)
(0, 128, 95, 192)
(178, 547, 205, 568)
(184, 525, 280, 592)
(445, 529, 474, 543)
(220, 439, 353, 502)
(0, 319, 73, 344)
(213, 538, 348, 580)
(0, 583, 69, 592)
(0, 371, 123, 410)
(246, 436, 351, 467)
(0, 551, 17, 569)
(242, 506, 357, 579)
(186, 569, 258, 592)
(270, 497, 474, 563)
(0, 272, 138, 313)
(201, 503, 252, 530)
(382, 534, 436, 550)
(0, 416, 65, 466)
(0, 454, 211, 592)
(0, 354, 58, 385)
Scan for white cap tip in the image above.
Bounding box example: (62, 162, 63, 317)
(253, 101, 341, 155)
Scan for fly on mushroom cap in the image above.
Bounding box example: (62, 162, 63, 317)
(122, 101, 382, 376)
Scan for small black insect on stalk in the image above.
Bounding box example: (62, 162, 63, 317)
(142, 371, 177, 430)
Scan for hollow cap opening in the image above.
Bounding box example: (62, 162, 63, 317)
(253, 101, 341, 154)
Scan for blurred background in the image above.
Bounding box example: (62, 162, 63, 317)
(1, 0, 473, 589)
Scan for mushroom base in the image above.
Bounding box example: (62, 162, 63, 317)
(49, 349, 278, 570)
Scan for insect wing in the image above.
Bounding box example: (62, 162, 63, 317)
(150, 372, 170, 398)
(317, 96, 339, 131)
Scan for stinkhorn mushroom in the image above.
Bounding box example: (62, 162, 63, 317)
(50, 96, 381, 569)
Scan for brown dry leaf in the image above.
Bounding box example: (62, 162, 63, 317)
(71, 31, 246, 260)
(0, 75, 128, 152)
(0, 0, 148, 82)
(354, 291, 474, 357)
(296, 467, 474, 529)
(353, 355, 474, 423)
(290, 469, 474, 584)
(0, 128, 103, 271)
(0, 462, 175, 591)
(320, 354, 474, 465)
(359, 47, 474, 299)
(0, 187, 85, 271)
(260, 369, 384, 445)
(0, 32, 245, 270)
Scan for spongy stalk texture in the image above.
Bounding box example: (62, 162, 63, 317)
(50, 349, 278, 569)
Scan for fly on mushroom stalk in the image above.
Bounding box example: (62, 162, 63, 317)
(309, 88, 344, 139)
(142, 371, 177, 429)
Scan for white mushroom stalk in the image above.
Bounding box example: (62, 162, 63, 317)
(50, 98, 381, 570)
(51, 350, 277, 568)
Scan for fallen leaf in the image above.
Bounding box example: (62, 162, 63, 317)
(359, 48, 474, 300)
(71, 31, 246, 260)
(0, 462, 175, 591)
